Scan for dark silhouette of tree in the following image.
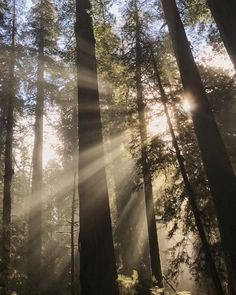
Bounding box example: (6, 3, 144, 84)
(206, 0, 236, 70)
(75, 0, 119, 294)
(1, 1, 15, 294)
(27, 1, 58, 293)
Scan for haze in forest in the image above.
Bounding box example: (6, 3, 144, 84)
(0, 1, 236, 295)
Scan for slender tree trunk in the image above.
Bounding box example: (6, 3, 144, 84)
(28, 28, 44, 295)
(206, 0, 236, 70)
(1, 2, 16, 294)
(150, 47, 225, 295)
(103, 90, 135, 276)
(75, 1, 119, 294)
(0, 93, 6, 177)
(71, 173, 76, 295)
(160, 0, 236, 290)
(71, 86, 78, 295)
(134, 3, 163, 289)
(0, 82, 6, 158)
(113, 154, 135, 276)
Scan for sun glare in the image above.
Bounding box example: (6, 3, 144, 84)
(182, 99, 192, 113)
(42, 110, 61, 168)
(197, 45, 234, 74)
(43, 121, 60, 168)
(148, 115, 168, 137)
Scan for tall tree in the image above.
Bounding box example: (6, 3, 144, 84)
(70, 173, 76, 295)
(205, 0, 236, 70)
(160, 0, 236, 289)
(1, 0, 16, 294)
(150, 45, 224, 295)
(93, 9, 143, 276)
(27, 0, 58, 293)
(0, 0, 9, 182)
(133, 1, 163, 289)
(75, 0, 119, 294)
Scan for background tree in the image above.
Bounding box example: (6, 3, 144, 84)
(1, 1, 15, 294)
(27, 0, 58, 293)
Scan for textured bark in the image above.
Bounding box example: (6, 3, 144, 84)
(1, 2, 16, 294)
(27, 28, 44, 295)
(161, 0, 236, 290)
(134, 2, 163, 289)
(0, 89, 6, 177)
(71, 173, 76, 295)
(71, 90, 78, 295)
(206, 0, 236, 70)
(151, 47, 224, 295)
(75, 1, 118, 294)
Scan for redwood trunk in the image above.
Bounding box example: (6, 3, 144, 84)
(28, 34, 44, 294)
(71, 173, 76, 295)
(1, 2, 16, 293)
(75, 1, 118, 294)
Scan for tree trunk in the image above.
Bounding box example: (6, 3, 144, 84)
(1, 2, 16, 294)
(160, 0, 236, 290)
(71, 173, 76, 295)
(206, 0, 236, 70)
(0, 89, 6, 179)
(71, 87, 78, 295)
(75, 1, 119, 294)
(134, 2, 163, 289)
(150, 47, 225, 295)
(28, 28, 44, 295)
(103, 90, 135, 276)
(113, 156, 136, 276)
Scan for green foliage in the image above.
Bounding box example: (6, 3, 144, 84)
(118, 271, 139, 295)
(28, 0, 58, 49)
(150, 287, 165, 294)
(0, 0, 8, 28)
(179, 0, 211, 24)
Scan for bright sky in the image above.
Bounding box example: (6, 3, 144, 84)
(16, 112, 60, 170)
(43, 113, 60, 168)
(197, 46, 234, 73)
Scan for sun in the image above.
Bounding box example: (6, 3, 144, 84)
(148, 114, 168, 137)
(182, 99, 192, 113)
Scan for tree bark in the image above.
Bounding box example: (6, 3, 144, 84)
(28, 24, 44, 295)
(1, 1, 16, 293)
(206, 0, 236, 70)
(150, 47, 225, 295)
(71, 173, 76, 295)
(0, 86, 6, 179)
(71, 87, 78, 295)
(160, 0, 236, 290)
(75, 1, 119, 294)
(134, 2, 163, 289)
